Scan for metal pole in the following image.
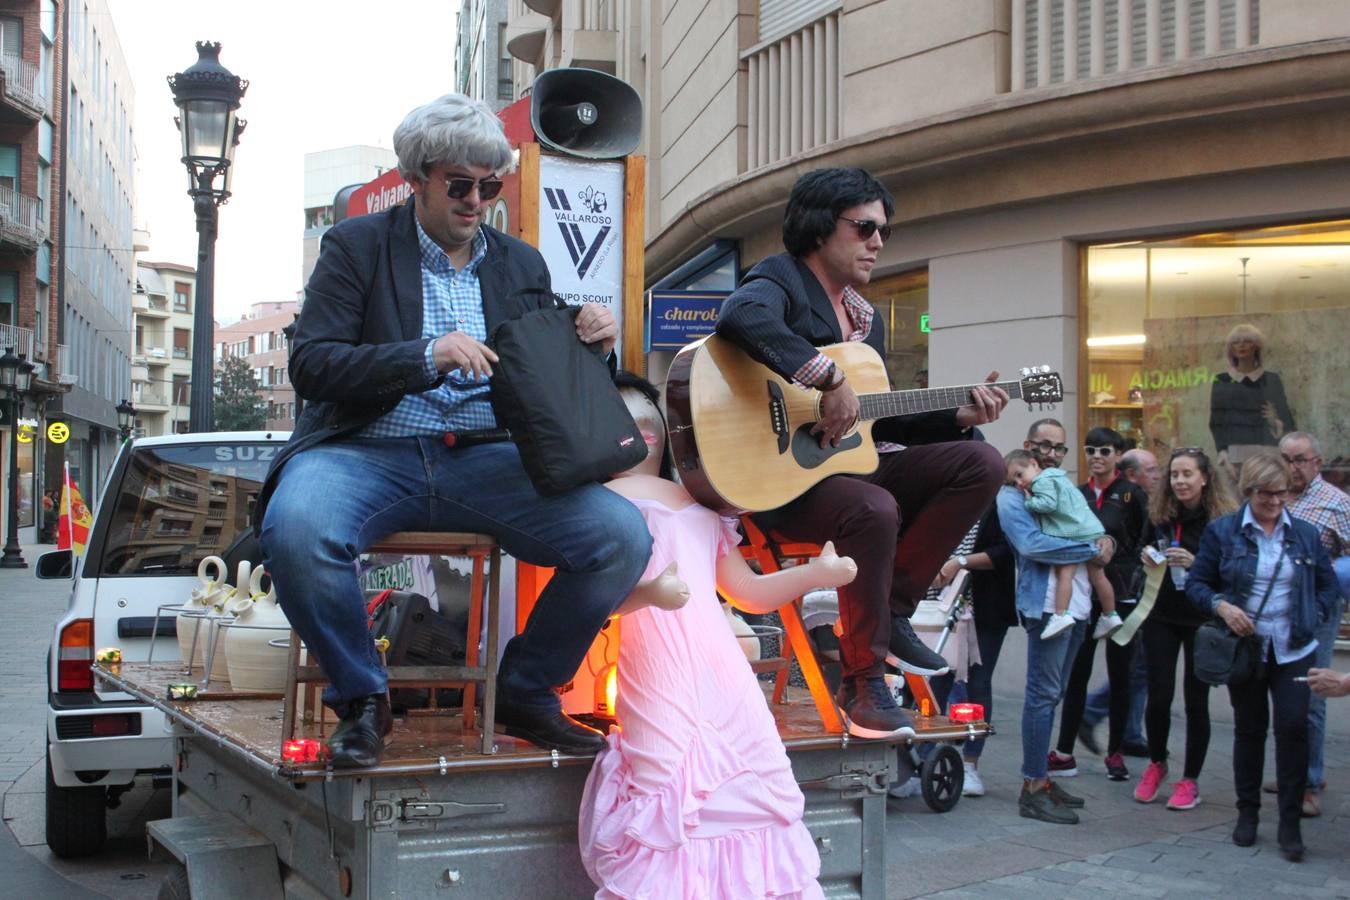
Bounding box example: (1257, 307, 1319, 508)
(189, 168, 219, 433)
(1, 390, 25, 567)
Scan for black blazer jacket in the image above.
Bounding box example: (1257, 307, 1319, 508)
(714, 252, 968, 447)
(253, 199, 554, 528)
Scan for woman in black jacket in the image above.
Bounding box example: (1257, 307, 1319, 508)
(1133, 448, 1235, 810)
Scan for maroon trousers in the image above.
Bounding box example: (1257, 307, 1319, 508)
(753, 441, 1003, 680)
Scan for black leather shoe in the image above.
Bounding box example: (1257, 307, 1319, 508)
(495, 702, 606, 755)
(885, 616, 950, 676)
(328, 693, 393, 769)
(1232, 810, 1258, 847)
(1278, 821, 1304, 862)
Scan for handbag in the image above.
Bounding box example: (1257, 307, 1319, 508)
(1194, 547, 1285, 686)
(488, 300, 647, 496)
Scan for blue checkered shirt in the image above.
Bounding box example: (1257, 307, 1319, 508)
(360, 221, 496, 438)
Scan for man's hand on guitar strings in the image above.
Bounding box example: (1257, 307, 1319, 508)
(954, 371, 1010, 428)
(811, 379, 860, 448)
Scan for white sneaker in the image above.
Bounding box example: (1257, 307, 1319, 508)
(1042, 612, 1075, 640)
(1093, 611, 1124, 640)
(888, 775, 921, 799)
(962, 763, 985, 797)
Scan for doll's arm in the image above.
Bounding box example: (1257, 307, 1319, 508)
(613, 562, 690, 616)
(716, 541, 857, 614)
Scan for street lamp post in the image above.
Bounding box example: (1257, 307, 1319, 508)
(168, 41, 247, 433)
(1, 347, 35, 568)
(116, 399, 137, 443)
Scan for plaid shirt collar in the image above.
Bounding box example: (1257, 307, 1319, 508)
(415, 216, 487, 275)
(840, 285, 873, 341)
(1289, 475, 1350, 556)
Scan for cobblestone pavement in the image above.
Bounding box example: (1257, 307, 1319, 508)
(1, 542, 1346, 898)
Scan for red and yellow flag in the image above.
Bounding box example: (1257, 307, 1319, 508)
(57, 463, 92, 555)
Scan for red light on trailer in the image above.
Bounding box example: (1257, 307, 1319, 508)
(281, 739, 324, 764)
(948, 702, 984, 723)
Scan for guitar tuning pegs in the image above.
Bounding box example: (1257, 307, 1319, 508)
(1019, 367, 1030, 377)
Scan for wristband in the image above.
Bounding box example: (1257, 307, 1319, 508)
(820, 367, 847, 392)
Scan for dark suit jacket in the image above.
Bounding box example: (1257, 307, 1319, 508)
(253, 199, 554, 528)
(714, 252, 968, 447)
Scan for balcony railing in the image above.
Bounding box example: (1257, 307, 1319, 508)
(577, 0, 615, 31)
(0, 52, 46, 117)
(744, 9, 840, 173)
(54, 343, 76, 385)
(1012, 0, 1259, 91)
(0, 323, 34, 361)
(0, 184, 46, 249)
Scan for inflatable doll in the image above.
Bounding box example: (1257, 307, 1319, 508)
(578, 373, 857, 900)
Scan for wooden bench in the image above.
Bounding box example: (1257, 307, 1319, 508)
(281, 532, 503, 755)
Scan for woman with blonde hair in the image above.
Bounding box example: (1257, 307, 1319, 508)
(1187, 451, 1337, 861)
(1208, 323, 1295, 468)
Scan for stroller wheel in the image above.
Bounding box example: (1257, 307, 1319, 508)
(920, 743, 963, 813)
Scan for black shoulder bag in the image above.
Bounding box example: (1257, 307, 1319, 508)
(1194, 546, 1285, 686)
(488, 303, 647, 496)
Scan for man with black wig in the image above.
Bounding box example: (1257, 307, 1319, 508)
(715, 167, 1007, 738)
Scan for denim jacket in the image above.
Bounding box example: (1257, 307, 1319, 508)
(996, 485, 1104, 621)
(1186, 505, 1338, 650)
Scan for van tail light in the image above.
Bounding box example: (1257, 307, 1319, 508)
(58, 618, 95, 692)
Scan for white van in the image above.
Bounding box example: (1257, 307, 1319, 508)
(39, 431, 288, 857)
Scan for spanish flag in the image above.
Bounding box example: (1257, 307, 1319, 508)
(58, 463, 92, 556)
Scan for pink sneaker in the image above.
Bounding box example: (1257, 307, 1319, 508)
(1134, 761, 1167, 803)
(1166, 778, 1201, 810)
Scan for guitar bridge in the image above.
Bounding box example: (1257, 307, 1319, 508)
(767, 382, 789, 454)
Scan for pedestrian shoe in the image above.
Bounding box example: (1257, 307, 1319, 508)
(1076, 721, 1102, 756)
(962, 763, 986, 797)
(1232, 810, 1258, 847)
(1019, 785, 1079, 824)
(838, 676, 917, 740)
(1041, 612, 1076, 640)
(1104, 752, 1129, 781)
(888, 775, 922, 799)
(1166, 778, 1201, 811)
(1278, 821, 1305, 862)
(885, 616, 950, 676)
(494, 700, 606, 755)
(1092, 610, 1125, 641)
(1301, 791, 1321, 818)
(1047, 750, 1079, 777)
(1134, 761, 1168, 803)
(1047, 779, 1085, 808)
(327, 692, 393, 769)
(1119, 740, 1150, 758)
(1262, 780, 1278, 794)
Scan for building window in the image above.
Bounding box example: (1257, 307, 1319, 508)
(0, 271, 16, 327)
(173, 328, 190, 359)
(173, 373, 189, 406)
(1084, 218, 1350, 490)
(173, 281, 191, 312)
(0, 143, 18, 192)
(858, 269, 931, 393)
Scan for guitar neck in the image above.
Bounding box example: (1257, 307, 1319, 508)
(858, 380, 1024, 421)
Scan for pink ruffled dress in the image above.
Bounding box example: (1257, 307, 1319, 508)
(578, 498, 823, 900)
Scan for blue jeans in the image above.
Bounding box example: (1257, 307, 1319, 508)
(1082, 641, 1147, 745)
(959, 620, 1009, 761)
(260, 436, 652, 716)
(1022, 614, 1087, 780)
(1307, 556, 1350, 791)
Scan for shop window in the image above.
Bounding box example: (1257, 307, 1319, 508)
(1084, 219, 1350, 489)
(857, 269, 930, 393)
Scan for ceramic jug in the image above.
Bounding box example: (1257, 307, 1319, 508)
(224, 566, 291, 691)
(177, 556, 231, 677)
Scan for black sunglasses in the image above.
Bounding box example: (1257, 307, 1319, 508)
(1171, 446, 1205, 459)
(838, 217, 892, 242)
(1029, 440, 1068, 455)
(445, 175, 504, 201)
(1083, 446, 1117, 456)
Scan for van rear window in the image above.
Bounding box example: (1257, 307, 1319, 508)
(97, 444, 276, 575)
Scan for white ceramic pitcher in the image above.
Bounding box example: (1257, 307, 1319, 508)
(177, 556, 231, 677)
(223, 566, 291, 691)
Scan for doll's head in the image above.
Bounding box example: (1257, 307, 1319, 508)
(613, 371, 673, 479)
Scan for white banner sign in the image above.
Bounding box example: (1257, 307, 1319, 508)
(537, 155, 625, 356)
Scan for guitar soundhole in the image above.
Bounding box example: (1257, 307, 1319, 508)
(790, 425, 862, 468)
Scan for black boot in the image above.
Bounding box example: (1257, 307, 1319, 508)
(328, 693, 393, 768)
(1277, 819, 1304, 862)
(1231, 808, 1258, 847)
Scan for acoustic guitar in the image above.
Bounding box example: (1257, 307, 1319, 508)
(666, 336, 1063, 515)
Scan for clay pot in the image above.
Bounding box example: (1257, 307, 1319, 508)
(177, 556, 231, 677)
(223, 566, 291, 692)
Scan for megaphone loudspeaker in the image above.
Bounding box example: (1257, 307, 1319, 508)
(530, 69, 643, 160)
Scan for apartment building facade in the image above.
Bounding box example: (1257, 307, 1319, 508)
(214, 299, 300, 432)
(456, 0, 514, 111)
(130, 252, 195, 437)
(302, 145, 398, 286)
(507, 0, 1350, 483)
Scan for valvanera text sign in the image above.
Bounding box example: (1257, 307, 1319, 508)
(647, 290, 730, 351)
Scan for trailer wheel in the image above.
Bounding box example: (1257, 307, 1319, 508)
(44, 753, 107, 858)
(156, 862, 191, 900)
(920, 743, 963, 813)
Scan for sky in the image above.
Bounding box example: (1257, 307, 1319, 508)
(104, 0, 460, 323)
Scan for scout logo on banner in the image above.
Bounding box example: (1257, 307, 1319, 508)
(58, 462, 92, 556)
(537, 154, 625, 356)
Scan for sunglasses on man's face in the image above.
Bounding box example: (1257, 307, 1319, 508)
(838, 217, 892, 242)
(444, 175, 504, 201)
(1083, 446, 1117, 457)
(1029, 440, 1068, 455)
